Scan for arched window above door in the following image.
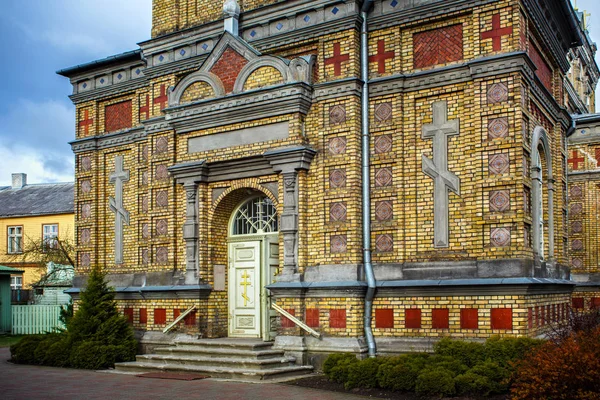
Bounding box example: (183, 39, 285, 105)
(231, 196, 278, 235)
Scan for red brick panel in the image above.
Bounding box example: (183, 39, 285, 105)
(281, 309, 296, 328)
(105, 100, 132, 133)
(527, 308, 533, 329)
(173, 309, 180, 320)
(528, 43, 553, 93)
(210, 47, 248, 93)
(432, 308, 449, 329)
(591, 298, 600, 309)
(330, 309, 347, 329)
(123, 307, 134, 324)
(305, 308, 320, 328)
(413, 24, 463, 69)
(184, 311, 197, 326)
(375, 308, 394, 329)
(572, 297, 584, 309)
(460, 308, 479, 330)
(139, 308, 148, 324)
(154, 308, 167, 325)
(491, 308, 513, 330)
(405, 309, 421, 329)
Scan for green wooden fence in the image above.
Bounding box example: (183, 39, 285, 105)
(12, 305, 65, 335)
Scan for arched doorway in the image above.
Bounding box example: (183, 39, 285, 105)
(228, 195, 279, 340)
(531, 126, 554, 262)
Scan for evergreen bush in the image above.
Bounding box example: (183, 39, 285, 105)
(323, 353, 358, 383)
(415, 367, 456, 397)
(345, 357, 382, 389)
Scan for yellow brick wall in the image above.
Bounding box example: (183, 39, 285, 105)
(180, 81, 215, 104)
(243, 66, 284, 91)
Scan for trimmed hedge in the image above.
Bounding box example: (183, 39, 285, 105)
(323, 336, 544, 397)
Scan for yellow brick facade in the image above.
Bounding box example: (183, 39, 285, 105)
(61, 0, 597, 354)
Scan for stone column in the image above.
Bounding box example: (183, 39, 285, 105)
(264, 146, 316, 281)
(168, 161, 208, 285)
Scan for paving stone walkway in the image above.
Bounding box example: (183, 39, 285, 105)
(0, 348, 366, 400)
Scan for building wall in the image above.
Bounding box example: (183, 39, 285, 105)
(0, 213, 75, 288)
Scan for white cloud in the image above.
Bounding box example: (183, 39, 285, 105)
(0, 145, 74, 187)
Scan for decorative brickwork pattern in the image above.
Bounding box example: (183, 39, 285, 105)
(210, 47, 248, 93)
(488, 117, 509, 139)
(329, 105, 346, 125)
(105, 100, 132, 133)
(139, 94, 150, 121)
(572, 239, 583, 251)
(156, 219, 168, 236)
(374, 102, 393, 124)
(568, 150, 585, 170)
(487, 82, 509, 103)
(570, 185, 583, 199)
(489, 190, 510, 212)
(80, 252, 91, 267)
(80, 180, 92, 194)
(375, 167, 393, 187)
(369, 39, 395, 73)
(528, 43, 553, 92)
(375, 234, 393, 252)
(329, 169, 346, 188)
(480, 13, 513, 52)
(330, 235, 347, 253)
(570, 203, 583, 216)
(156, 247, 169, 264)
(155, 165, 169, 180)
(375, 200, 393, 221)
(156, 190, 168, 208)
(78, 109, 94, 136)
(324, 42, 349, 76)
(374, 134, 393, 154)
(413, 24, 463, 69)
(80, 228, 91, 245)
(180, 81, 215, 103)
(81, 203, 92, 219)
(328, 137, 347, 155)
(329, 202, 347, 222)
(489, 153, 510, 175)
(155, 137, 169, 154)
(571, 221, 583, 234)
(490, 227, 511, 247)
(80, 156, 92, 172)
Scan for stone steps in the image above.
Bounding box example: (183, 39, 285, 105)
(114, 338, 314, 382)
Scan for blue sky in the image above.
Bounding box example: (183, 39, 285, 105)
(0, 0, 598, 186)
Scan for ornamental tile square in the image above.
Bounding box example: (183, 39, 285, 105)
(374, 134, 393, 154)
(488, 117, 509, 139)
(571, 221, 583, 234)
(524, 187, 531, 215)
(141, 248, 149, 265)
(141, 145, 149, 162)
(80, 228, 91, 245)
(570, 203, 583, 216)
(328, 137, 347, 155)
(142, 223, 150, 239)
(490, 227, 511, 247)
(375, 234, 394, 252)
(570, 185, 583, 199)
(572, 239, 584, 251)
(375, 167, 393, 187)
(489, 153, 509, 175)
(81, 203, 92, 219)
(329, 168, 347, 188)
(80, 252, 91, 267)
(374, 102, 393, 124)
(155, 164, 169, 180)
(489, 190, 510, 212)
(141, 195, 149, 214)
(155, 137, 169, 154)
(572, 258, 583, 269)
(329, 202, 347, 222)
(80, 180, 92, 194)
(156, 190, 168, 208)
(80, 156, 92, 172)
(156, 247, 169, 264)
(141, 170, 149, 186)
(329, 105, 346, 125)
(375, 200, 393, 221)
(330, 235, 347, 253)
(524, 224, 531, 248)
(156, 219, 168, 236)
(487, 82, 509, 103)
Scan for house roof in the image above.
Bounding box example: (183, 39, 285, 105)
(0, 182, 74, 218)
(0, 265, 24, 275)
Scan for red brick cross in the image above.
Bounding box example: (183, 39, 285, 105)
(369, 39, 395, 73)
(481, 13, 513, 52)
(154, 84, 168, 111)
(325, 42, 350, 76)
(568, 150, 585, 170)
(139, 94, 150, 120)
(79, 109, 93, 135)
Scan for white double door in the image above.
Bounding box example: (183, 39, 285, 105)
(228, 236, 278, 340)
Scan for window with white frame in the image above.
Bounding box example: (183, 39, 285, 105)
(43, 224, 59, 250)
(7, 226, 23, 254)
(10, 276, 22, 289)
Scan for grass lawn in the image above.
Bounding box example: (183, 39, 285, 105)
(0, 335, 24, 348)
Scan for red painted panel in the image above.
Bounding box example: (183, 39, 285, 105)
(139, 308, 147, 324)
(432, 308, 449, 329)
(491, 308, 513, 330)
(572, 297, 585, 309)
(154, 308, 167, 325)
(173, 309, 181, 320)
(105, 100, 132, 133)
(405, 309, 421, 329)
(184, 311, 197, 326)
(281, 309, 296, 328)
(124, 307, 134, 324)
(591, 298, 600, 309)
(330, 309, 347, 329)
(460, 308, 478, 330)
(305, 308, 320, 328)
(375, 309, 394, 329)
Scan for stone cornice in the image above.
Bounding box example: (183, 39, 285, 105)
(313, 78, 363, 101)
(70, 127, 146, 153)
(69, 76, 148, 104)
(165, 82, 314, 133)
(567, 170, 600, 181)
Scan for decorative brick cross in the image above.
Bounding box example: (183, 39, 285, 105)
(80, 109, 93, 135)
(109, 155, 130, 264)
(422, 101, 460, 248)
(140, 94, 150, 120)
(568, 150, 585, 170)
(369, 39, 395, 73)
(325, 42, 350, 76)
(481, 13, 513, 52)
(154, 84, 169, 111)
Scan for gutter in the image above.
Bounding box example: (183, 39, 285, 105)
(361, 0, 377, 358)
(57, 49, 143, 78)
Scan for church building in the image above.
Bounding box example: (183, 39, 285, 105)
(59, 0, 597, 365)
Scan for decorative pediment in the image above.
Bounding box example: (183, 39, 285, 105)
(169, 32, 315, 107)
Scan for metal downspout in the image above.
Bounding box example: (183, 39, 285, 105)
(361, 0, 376, 358)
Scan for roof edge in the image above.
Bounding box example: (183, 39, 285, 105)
(57, 49, 143, 78)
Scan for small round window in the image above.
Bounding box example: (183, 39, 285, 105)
(232, 196, 278, 235)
